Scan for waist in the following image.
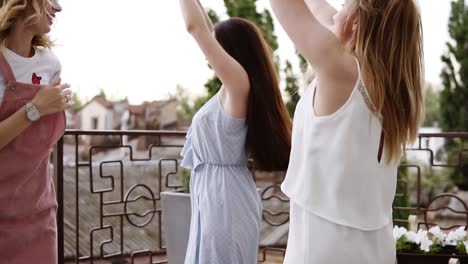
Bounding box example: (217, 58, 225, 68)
(197, 161, 247, 168)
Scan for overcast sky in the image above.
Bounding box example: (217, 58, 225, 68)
(50, 0, 451, 104)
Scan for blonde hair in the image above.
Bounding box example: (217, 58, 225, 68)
(0, 0, 53, 49)
(348, 0, 424, 163)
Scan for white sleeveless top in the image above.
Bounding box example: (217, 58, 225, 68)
(282, 61, 398, 231)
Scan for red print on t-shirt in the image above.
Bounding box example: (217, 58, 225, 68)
(32, 73, 42, 85)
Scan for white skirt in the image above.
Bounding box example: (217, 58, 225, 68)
(284, 202, 396, 264)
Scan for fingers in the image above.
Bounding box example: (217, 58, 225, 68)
(45, 84, 70, 96)
(61, 96, 72, 109)
(57, 83, 71, 90)
(51, 79, 61, 86)
(66, 100, 73, 108)
(63, 94, 71, 103)
(62, 91, 72, 104)
(62, 89, 72, 96)
(53, 84, 72, 101)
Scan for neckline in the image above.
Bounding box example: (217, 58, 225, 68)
(3, 47, 39, 61)
(0, 50, 44, 88)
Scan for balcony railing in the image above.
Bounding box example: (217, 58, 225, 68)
(52, 130, 468, 263)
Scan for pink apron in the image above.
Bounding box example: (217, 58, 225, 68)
(0, 52, 65, 263)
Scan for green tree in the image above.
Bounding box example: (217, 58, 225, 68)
(297, 50, 308, 76)
(224, 0, 278, 51)
(97, 88, 107, 101)
(423, 84, 441, 127)
(440, 0, 468, 189)
(71, 93, 83, 111)
(195, 1, 307, 119)
(284, 60, 300, 117)
(204, 75, 222, 96)
(174, 85, 196, 121)
(393, 163, 411, 228)
(207, 9, 220, 24)
(440, 0, 468, 132)
(203, 0, 280, 100)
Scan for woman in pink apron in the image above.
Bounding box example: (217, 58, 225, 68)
(0, 0, 71, 263)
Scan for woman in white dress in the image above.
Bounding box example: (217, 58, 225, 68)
(269, 0, 424, 263)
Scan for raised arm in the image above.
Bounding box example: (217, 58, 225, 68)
(179, 0, 249, 97)
(195, 0, 214, 32)
(269, 0, 345, 75)
(304, 0, 337, 30)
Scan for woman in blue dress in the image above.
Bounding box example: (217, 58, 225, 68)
(179, 0, 292, 263)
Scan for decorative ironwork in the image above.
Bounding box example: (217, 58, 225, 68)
(393, 133, 468, 228)
(55, 130, 185, 263)
(420, 193, 468, 231)
(53, 131, 468, 263)
(261, 184, 290, 227)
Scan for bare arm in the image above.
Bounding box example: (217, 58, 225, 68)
(269, 0, 346, 75)
(304, 0, 337, 31)
(179, 0, 249, 97)
(196, 0, 214, 32)
(0, 82, 71, 150)
(0, 106, 32, 149)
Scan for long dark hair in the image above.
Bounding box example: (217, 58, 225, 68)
(214, 17, 292, 171)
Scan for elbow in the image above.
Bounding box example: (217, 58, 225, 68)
(185, 23, 200, 35)
(185, 22, 194, 33)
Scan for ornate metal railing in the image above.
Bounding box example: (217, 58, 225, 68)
(53, 131, 468, 263)
(54, 130, 186, 264)
(393, 133, 468, 228)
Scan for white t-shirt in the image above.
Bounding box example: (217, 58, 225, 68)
(0, 47, 61, 105)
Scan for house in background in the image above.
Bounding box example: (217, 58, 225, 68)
(127, 99, 178, 130)
(76, 96, 178, 132)
(77, 96, 128, 131)
(65, 109, 79, 129)
(406, 127, 445, 163)
(158, 99, 178, 129)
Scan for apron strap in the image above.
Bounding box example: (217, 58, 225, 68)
(0, 52, 16, 84)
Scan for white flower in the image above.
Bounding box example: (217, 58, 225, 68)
(420, 237, 434, 252)
(429, 226, 447, 244)
(445, 226, 467, 246)
(393, 226, 408, 241)
(418, 230, 433, 252)
(405, 231, 421, 244)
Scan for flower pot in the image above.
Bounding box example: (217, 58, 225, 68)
(397, 253, 468, 264)
(161, 190, 191, 264)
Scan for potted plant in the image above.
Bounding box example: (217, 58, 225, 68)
(161, 168, 191, 264)
(395, 225, 468, 264)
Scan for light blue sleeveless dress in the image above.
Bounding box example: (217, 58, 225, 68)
(181, 93, 263, 264)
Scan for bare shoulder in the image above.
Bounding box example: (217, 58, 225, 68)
(319, 52, 358, 89)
